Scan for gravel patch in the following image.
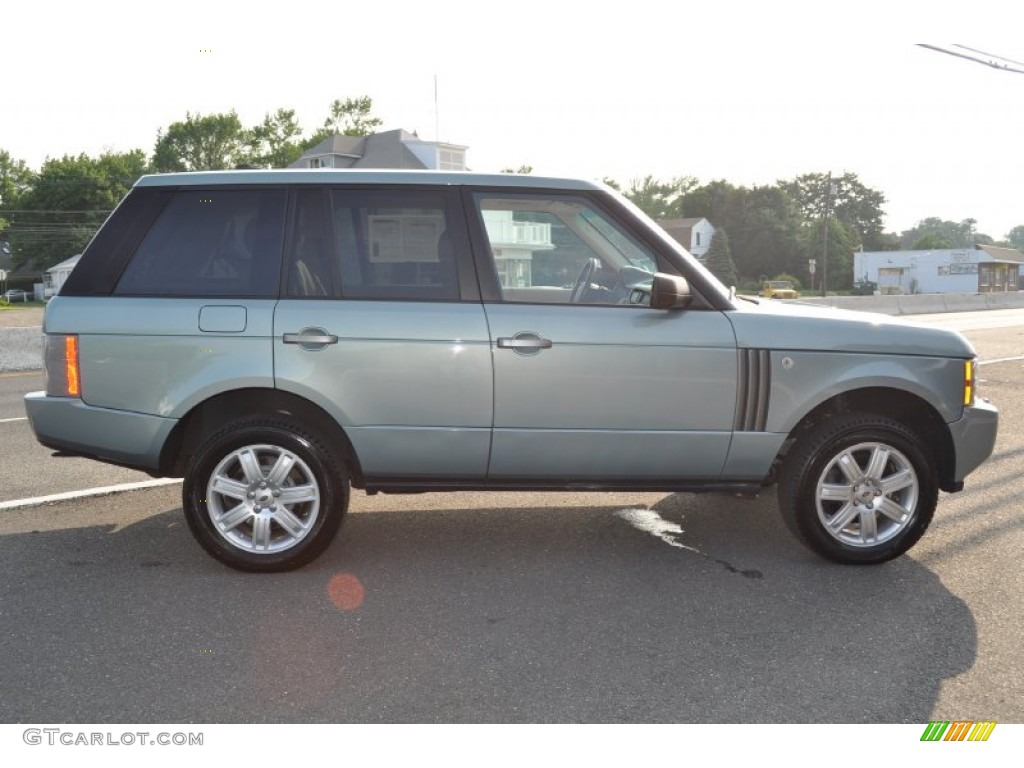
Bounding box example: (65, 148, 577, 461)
(0, 327, 43, 372)
(0, 307, 45, 327)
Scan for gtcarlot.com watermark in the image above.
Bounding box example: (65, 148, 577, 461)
(23, 728, 203, 747)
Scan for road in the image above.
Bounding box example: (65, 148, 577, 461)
(0, 309, 1021, 722)
(0, 372, 156, 505)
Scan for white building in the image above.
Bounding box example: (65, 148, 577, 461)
(854, 245, 1022, 295)
(656, 217, 716, 258)
(46, 253, 82, 296)
(481, 211, 554, 288)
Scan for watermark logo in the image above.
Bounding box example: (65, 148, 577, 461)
(921, 721, 997, 742)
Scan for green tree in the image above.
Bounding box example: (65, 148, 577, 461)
(900, 217, 989, 249)
(8, 150, 148, 271)
(912, 232, 953, 250)
(153, 111, 246, 172)
(681, 181, 804, 284)
(870, 231, 902, 251)
(703, 228, 737, 287)
(619, 175, 697, 219)
(324, 96, 384, 136)
(0, 150, 35, 210)
(781, 172, 888, 250)
(243, 108, 305, 168)
(301, 96, 384, 150)
(1006, 225, 1024, 250)
(802, 217, 857, 292)
(678, 179, 741, 223)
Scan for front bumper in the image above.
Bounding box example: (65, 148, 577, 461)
(23, 391, 177, 473)
(949, 397, 999, 484)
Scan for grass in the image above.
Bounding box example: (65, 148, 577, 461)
(0, 300, 45, 310)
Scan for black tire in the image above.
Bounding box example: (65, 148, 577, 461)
(182, 418, 349, 572)
(777, 412, 938, 564)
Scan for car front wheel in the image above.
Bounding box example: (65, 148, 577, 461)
(777, 412, 938, 564)
(182, 419, 349, 572)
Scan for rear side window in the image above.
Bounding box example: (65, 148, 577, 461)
(285, 189, 462, 301)
(115, 189, 286, 297)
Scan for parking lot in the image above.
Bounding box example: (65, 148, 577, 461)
(0, 309, 1021, 723)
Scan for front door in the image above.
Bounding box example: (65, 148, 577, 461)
(466, 190, 738, 481)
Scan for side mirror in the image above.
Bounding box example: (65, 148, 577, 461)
(650, 272, 692, 310)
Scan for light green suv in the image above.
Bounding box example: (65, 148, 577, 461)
(25, 170, 998, 572)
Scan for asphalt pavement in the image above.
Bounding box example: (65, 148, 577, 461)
(0, 312, 1021, 723)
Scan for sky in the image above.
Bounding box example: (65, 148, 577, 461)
(3, 2, 1022, 239)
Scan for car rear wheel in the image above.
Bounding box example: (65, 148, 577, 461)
(777, 412, 938, 564)
(182, 419, 348, 572)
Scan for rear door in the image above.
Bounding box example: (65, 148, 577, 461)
(465, 189, 738, 482)
(273, 186, 492, 480)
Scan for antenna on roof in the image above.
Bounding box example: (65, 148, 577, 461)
(434, 74, 440, 142)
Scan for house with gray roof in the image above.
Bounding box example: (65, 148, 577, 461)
(289, 129, 468, 171)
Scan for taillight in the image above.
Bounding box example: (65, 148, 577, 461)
(65, 336, 80, 396)
(45, 334, 82, 398)
(963, 359, 975, 407)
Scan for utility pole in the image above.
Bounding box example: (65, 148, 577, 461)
(821, 173, 836, 297)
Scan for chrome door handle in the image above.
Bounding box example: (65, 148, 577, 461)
(497, 336, 552, 350)
(283, 328, 339, 345)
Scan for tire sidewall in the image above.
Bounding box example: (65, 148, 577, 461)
(781, 416, 938, 564)
(183, 422, 347, 572)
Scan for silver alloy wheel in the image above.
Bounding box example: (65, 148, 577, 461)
(205, 443, 321, 554)
(815, 441, 919, 548)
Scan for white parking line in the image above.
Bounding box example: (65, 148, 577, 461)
(0, 478, 182, 512)
(0, 417, 28, 423)
(978, 355, 1024, 366)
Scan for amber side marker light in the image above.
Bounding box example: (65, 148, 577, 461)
(964, 359, 974, 407)
(65, 335, 81, 397)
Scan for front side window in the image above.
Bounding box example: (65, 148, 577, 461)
(473, 193, 659, 305)
(115, 189, 285, 297)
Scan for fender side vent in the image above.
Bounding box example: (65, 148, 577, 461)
(734, 349, 771, 431)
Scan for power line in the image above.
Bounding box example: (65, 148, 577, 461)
(917, 44, 1024, 75)
(0, 209, 114, 214)
(953, 45, 1024, 69)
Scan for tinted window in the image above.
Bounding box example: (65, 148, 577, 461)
(286, 189, 461, 301)
(115, 189, 286, 297)
(60, 188, 172, 296)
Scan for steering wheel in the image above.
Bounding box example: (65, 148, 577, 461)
(570, 258, 601, 304)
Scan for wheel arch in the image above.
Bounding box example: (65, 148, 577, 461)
(159, 388, 365, 486)
(777, 387, 958, 492)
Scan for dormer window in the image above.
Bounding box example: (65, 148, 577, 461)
(438, 148, 465, 171)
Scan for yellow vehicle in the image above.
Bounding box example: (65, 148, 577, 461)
(761, 280, 800, 299)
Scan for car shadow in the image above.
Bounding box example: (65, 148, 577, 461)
(0, 491, 975, 724)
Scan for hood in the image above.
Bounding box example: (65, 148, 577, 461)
(726, 298, 976, 358)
